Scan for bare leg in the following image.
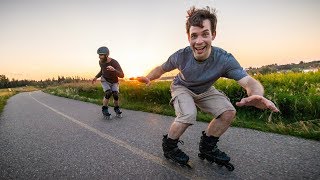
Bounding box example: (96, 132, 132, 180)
(114, 100, 119, 107)
(103, 97, 109, 107)
(206, 110, 236, 137)
(168, 122, 192, 140)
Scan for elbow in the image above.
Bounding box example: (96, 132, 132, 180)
(118, 73, 124, 78)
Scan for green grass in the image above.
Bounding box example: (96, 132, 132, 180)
(0, 91, 14, 113)
(44, 71, 320, 141)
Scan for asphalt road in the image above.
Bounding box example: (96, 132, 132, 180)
(0, 91, 319, 179)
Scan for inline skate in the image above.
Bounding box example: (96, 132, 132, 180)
(114, 106, 122, 118)
(102, 106, 111, 119)
(198, 131, 234, 171)
(162, 134, 191, 168)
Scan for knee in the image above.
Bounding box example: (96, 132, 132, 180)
(219, 110, 236, 123)
(104, 90, 112, 99)
(112, 91, 119, 101)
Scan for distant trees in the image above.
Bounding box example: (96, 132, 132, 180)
(0, 74, 88, 89)
(246, 60, 320, 75)
(0, 75, 10, 88)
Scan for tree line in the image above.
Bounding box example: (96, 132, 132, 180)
(1, 60, 319, 88)
(246, 60, 320, 75)
(159, 60, 320, 80)
(0, 75, 88, 89)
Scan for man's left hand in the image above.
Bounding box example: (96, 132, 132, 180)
(236, 95, 279, 112)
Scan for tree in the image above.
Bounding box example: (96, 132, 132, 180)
(0, 75, 10, 88)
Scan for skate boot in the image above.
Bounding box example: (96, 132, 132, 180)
(198, 131, 234, 171)
(102, 106, 111, 119)
(114, 106, 122, 118)
(162, 134, 191, 168)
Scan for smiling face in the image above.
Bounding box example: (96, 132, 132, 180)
(188, 19, 216, 61)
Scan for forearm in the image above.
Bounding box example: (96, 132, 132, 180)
(238, 76, 264, 96)
(246, 79, 264, 96)
(95, 70, 102, 78)
(115, 69, 124, 78)
(146, 66, 165, 81)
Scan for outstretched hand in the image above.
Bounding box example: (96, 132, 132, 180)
(129, 76, 151, 86)
(236, 95, 279, 112)
(91, 77, 97, 84)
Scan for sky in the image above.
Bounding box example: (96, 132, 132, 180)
(1, 0, 319, 81)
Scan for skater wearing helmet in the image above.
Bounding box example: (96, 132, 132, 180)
(135, 6, 279, 170)
(92, 46, 124, 119)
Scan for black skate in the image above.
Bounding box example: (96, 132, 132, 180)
(198, 131, 234, 171)
(102, 106, 111, 119)
(162, 135, 191, 168)
(114, 106, 122, 118)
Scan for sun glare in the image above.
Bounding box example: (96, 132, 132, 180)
(116, 48, 161, 79)
(123, 66, 146, 79)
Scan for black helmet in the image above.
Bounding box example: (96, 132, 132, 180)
(97, 46, 109, 55)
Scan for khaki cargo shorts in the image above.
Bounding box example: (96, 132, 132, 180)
(170, 84, 236, 124)
(100, 77, 119, 92)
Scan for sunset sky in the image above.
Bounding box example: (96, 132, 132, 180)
(1, 0, 319, 80)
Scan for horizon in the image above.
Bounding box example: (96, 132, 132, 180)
(2, 59, 319, 81)
(1, 0, 319, 81)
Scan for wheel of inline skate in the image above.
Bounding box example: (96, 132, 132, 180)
(198, 153, 205, 160)
(225, 163, 235, 171)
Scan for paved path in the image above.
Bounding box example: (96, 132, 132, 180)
(0, 91, 319, 179)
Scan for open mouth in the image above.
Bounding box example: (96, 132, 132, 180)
(195, 46, 206, 54)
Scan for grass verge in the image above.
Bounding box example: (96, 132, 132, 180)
(44, 82, 320, 141)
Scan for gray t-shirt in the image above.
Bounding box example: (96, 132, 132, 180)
(161, 46, 248, 94)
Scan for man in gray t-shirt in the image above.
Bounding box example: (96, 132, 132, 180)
(162, 46, 248, 94)
(136, 6, 279, 169)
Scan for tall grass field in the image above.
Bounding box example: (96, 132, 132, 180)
(44, 71, 320, 140)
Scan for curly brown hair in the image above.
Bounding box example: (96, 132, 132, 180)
(186, 6, 217, 35)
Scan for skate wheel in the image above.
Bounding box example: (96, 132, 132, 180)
(177, 161, 192, 169)
(225, 163, 235, 171)
(198, 153, 205, 160)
